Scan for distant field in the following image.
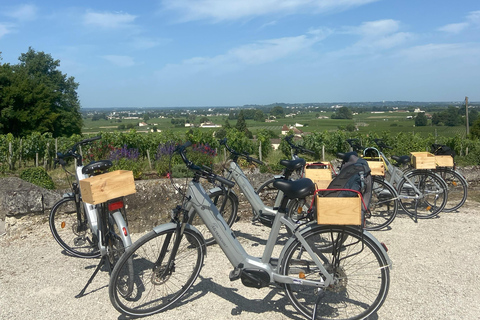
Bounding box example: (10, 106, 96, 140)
(82, 111, 467, 139)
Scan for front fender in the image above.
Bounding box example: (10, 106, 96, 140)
(153, 222, 207, 255)
(278, 224, 392, 272)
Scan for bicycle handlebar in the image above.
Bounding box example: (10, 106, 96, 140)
(218, 138, 264, 165)
(175, 141, 236, 188)
(373, 139, 393, 151)
(285, 135, 316, 156)
(55, 136, 102, 166)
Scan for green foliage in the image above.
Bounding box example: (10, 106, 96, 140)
(225, 129, 254, 156)
(0, 48, 82, 137)
(255, 129, 272, 159)
(331, 107, 353, 119)
(415, 113, 428, 126)
(19, 167, 55, 189)
(432, 107, 462, 126)
(270, 106, 285, 118)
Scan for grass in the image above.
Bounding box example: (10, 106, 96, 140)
(83, 111, 468, 140)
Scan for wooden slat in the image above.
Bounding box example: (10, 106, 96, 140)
(79, 170, 136, 204)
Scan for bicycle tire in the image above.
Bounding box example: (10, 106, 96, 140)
(106, 213, 134, 297)
(397, 170, 448, 219)
(434, 168, 468, 212)
(281, 225, 390, 320)
(187, 189, 238, 245)
(364, 177, 399, 231)
(109, 226, 205, 317)
(255, 178, 279, 213)
(49, 197, 100, 258)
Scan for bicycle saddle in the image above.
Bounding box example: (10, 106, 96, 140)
(82, 160, 113, 175)
(336, 151, 358, 163)
(391, 155, 410, 166)
(273, 178, 315, 199)
(279, 158, 306, 171)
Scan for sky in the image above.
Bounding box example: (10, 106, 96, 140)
(0, 0, 479, 108)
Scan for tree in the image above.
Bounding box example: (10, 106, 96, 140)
(415, 113, 428, 126)
(254, 109, 266, 122)
(235, 110, 247, 132)
(270, 106, 285, 118)
(470, 118, 480, 139)
(0, 47, 83, 137)
(331, 107, 353, 119)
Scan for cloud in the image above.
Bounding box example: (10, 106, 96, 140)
(397, 43, 480, 61)
(438, 10, 480, 34)
(4, 4, 37, 21)
(102, 55, 135, 67)
(158, 29, 330, 77)
(83, 11, 137, 29)
(335, 19, 413, 55)
(0, 23, 13, 38)
(438, 22, 469, 34)
(161, 0, 379, 22)
(129, 37, 168, 50)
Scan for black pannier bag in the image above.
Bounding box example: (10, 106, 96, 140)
(322, 152, 372, 211)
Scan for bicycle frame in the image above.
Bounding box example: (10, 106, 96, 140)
(225, 161, 283, 216)
(180, 177, 334, 287)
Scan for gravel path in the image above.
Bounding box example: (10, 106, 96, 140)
(1, 198, 480, 320)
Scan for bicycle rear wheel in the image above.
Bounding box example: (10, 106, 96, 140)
(397, 170, 448, 219)
(109, 226, 205, 317)
(434, 168, 468, 212)
(281, 225, 390, 320)
(187, 189, 238, 245)
(365, 177, 399, 231)
(49, 197, 100, 258)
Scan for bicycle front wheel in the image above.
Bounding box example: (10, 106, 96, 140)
(434, 168, 468, 212)
(398, 170, 448, 219)
(187, 189, 238, 245)
(281, 226, 390, 320)
(255, 178, 279, 213)
(109, 226, 205, 317)
(365, 177, 399, 231)
(49, 197, 100, 258)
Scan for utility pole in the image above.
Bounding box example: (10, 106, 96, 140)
(465, 96, 469, 136)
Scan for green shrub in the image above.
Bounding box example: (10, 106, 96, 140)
(19, 167, 56, 190)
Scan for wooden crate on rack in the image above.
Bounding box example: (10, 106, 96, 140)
(80, 170, 136, 205)
(316, 195, 362, 225)
(367, 161, 385, 176)
(304, 162, 332, 189)
(435, 155, 454, 167)
(410, 152, 436, 169)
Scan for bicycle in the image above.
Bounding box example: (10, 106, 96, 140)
(430, 144, 468, 212)
(255, 135, 318, 217)
(364, 139, 448, 220)
(49, 136, 134, 296)
(345, 139, 399, 231)
(109, 141, 392, 320)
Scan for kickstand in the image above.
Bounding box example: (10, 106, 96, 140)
(75, 256, 106, 298)
(312, 289, 325, 320)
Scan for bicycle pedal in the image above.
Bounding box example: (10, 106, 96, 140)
(74, 237, 86, 246)
(229, 264, 243, 281)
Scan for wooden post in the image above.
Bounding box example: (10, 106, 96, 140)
(44, 142, 49, 169)
(8, 142, 12, 170)
(322, 145, 325, 161)
(466, 96, 469, 136)
(259, 140, 262, 162)
(146, 149, 152, 170)
(224, 147, 227, 163)
(19, 139, 22, 168)
(36, 153, 39, 167)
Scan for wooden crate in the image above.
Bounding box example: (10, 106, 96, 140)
(80, 170, 136, 205)
(316, 195, 362, 225)
(305, 162, 332, 189)
(410, 152, 436, 169)
(435, 155, 454, 167)
(367, 161, 385, 176)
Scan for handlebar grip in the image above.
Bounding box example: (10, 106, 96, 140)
(80, 136, 101, 145)
(215, 175, 235, 188)
(250, 157, 264, 165)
